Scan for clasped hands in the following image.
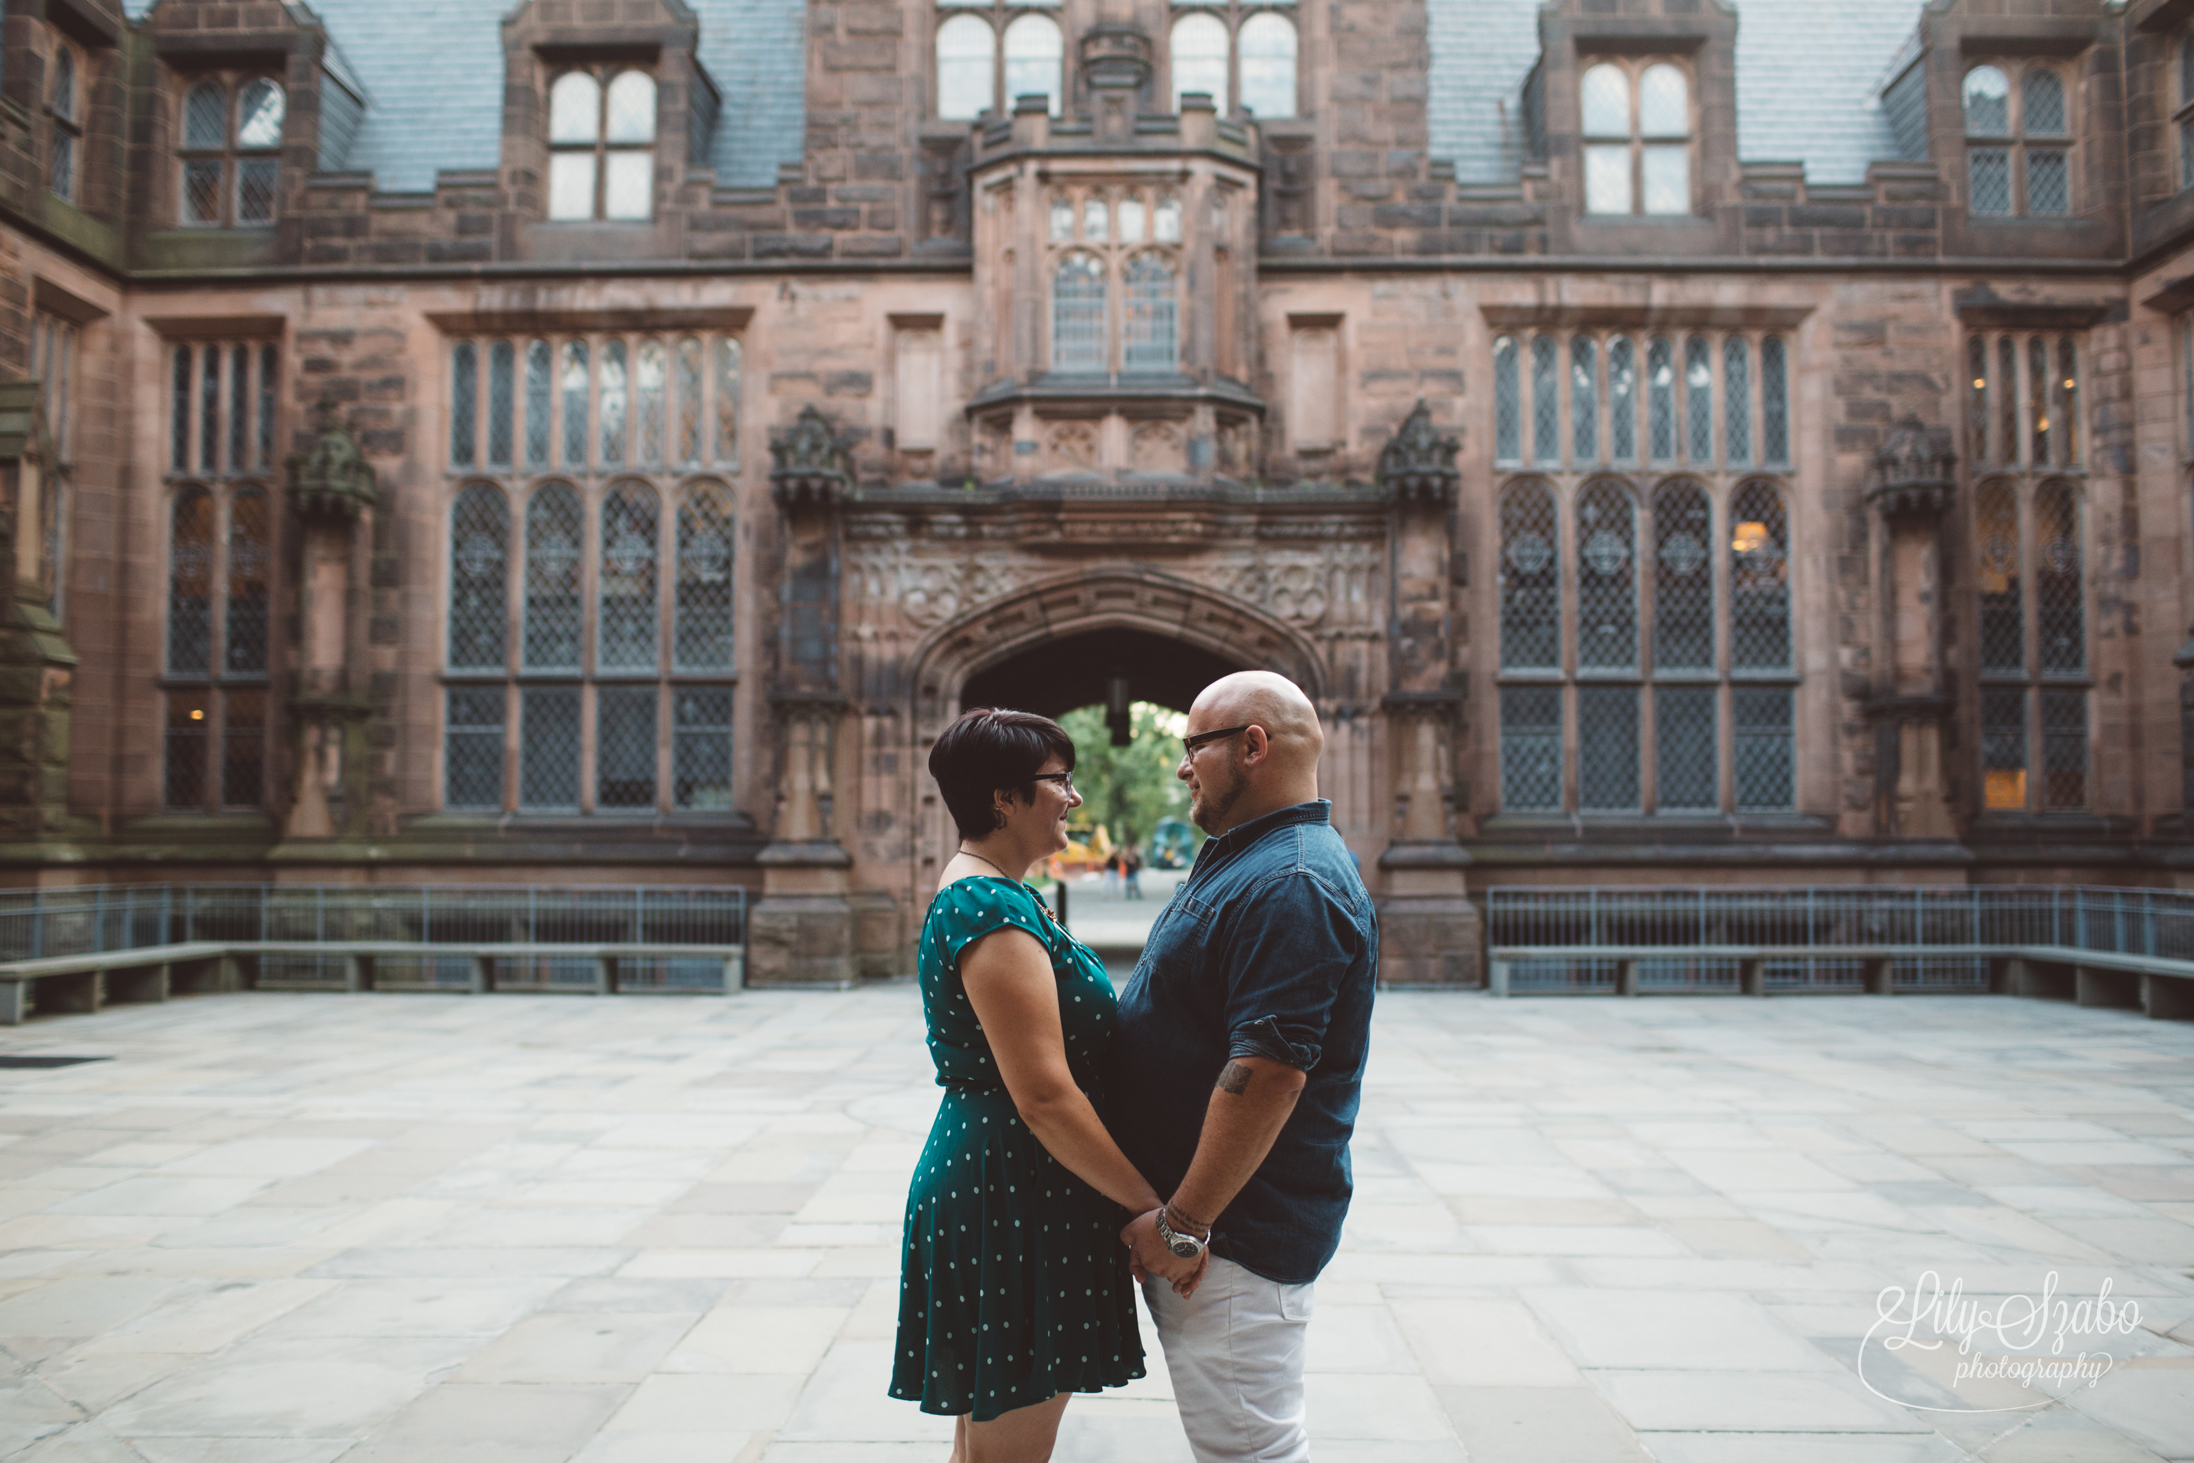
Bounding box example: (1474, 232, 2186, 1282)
(1120, 1208, 1208, 1297)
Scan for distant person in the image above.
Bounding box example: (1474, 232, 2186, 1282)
(1109, 671, 1378, 1463)
(890, 707, 1203, 1461)
(1123, 848, 1143, 900)
(1103, 848, 1122, 898)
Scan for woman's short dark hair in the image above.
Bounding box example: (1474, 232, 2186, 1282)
(929, 707, 1077, 841)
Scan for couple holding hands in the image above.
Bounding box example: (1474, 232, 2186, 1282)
(889, 671, 1379, 1463)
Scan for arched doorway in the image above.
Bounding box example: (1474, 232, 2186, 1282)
(959, 627, 1245, 720)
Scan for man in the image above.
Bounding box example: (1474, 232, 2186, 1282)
(1108, 670, 1378, 1463)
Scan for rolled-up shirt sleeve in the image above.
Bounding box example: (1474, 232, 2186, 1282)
(1220, 871, 1362, 1074)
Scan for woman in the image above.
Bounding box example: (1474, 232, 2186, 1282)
(890, 707, 1196, 1462)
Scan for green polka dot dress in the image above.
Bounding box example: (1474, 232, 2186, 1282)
(890, 876, 1145, 1422)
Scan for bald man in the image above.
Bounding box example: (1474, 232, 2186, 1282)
(1106, 670, 1378, 1463)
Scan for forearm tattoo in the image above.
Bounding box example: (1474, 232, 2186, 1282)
(1215, 1060, 1253, 1095)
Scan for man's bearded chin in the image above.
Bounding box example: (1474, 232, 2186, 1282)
(1190, 761, 1242, 834)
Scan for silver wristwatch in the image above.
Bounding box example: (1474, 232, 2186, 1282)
(1155, 1206, 1210, 1260)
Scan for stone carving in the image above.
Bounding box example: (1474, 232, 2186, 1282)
(1868, 415, 1956, 522)
(1378, 399, 1460, 506)
(287, 399, 379, 523)
(1048, 422, 1100, 473)
(770, 404, 853, 510)
(1129, 421, 1184, 474)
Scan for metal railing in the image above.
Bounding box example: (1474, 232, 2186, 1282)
(0, 884, 747, 965)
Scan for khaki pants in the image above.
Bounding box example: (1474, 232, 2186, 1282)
(1144, 1256, 1314, 1462)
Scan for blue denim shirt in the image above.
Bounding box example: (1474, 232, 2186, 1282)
(1107, 799, 1377, 1285)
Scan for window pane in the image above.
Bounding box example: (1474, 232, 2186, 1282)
(634, 340, 665, 465)
(673, 688, 734, 809)
(49, 133, 74, 201)
(1531, 335, 1559, 464)
(599, 483, 659, 671)
(449, 483, 509, 671)
(1238, 13, 1297, 119)
(450, 342, 478, 468)
(201, 345, 221, 473)
(1969, 147, 2011, 215)
(1498, 480, 1559, 670)
(1760, 335, 1789, 465)
(445, 687, 506, 810)
(936, 15, 997, 121)
(1652, 480, 1713, 670)
(1170, 12, 1229, 112)
(2040, 688, 2086, 810)
(1003, 13, 1063, 116)
(51, 49, 74, 120)
(1642, 144, 1688, 214)
(167, 487, 214, 674)
(2056, 339, 2078, 467)
(1050, 193, 1074, 240)
(488, 340, 516, 468)
(237, 157, 278, 223)
(1639, 64, 1687, 137)
(165, 694, 209, 810)
(2022, 68, 2065, 135)
(550, 72, 602, 143)
(1968, 335, 1991, 463)
(1575, 479, 1635, 670)
(1584, 143, 1631, 215)
(1570, 337, 1598, 464)
(676, 337, 704, 466)
(605, 150, 652, 220)
(229, 345, 250, 472)
(1580, 63, 1628, 135)
(1124, 254, 1177, 372)
(549, 152, 597, 221)
(1118, 195, 1146, 242)
(221, 688, 265, 808)
(1722, 337, 1750, 467)
(525, 340, 553, 469)
(2035, 480, 2083, 675)
(519, 687, 581, 811)
(259, 344, 277, 469)
(172, 346, 192, 471)
(596, 686, 658, 811)
(675, 485, 736, 670)
(2029, 336, 2050, 463)
(1729, 481, 1791, 670)
(606, 71, 656, 143)
(1154, 194, 1181, 242)
(184, 83, 227, 150)
(2027, 148, 2068, 216)
(226, 489, 269, 675)
(1577, 685, 1640, 811)
(1647, 336, 1674, 461)
(1052, 253, 1107, 371)
(1975, 481, 2023, 674)
(183, 159, 223, 224)
(599, 340, 628, 466)
(523, 482, 583, 671)
(1500, 685, 1562, 811)
(1493, 335, 1520, 463)
(1999, 336, 2019, 463)
(1963, 65, 2010, 134)
(1733, 687, 1793, 812)
(236, 79, 285, 147)
(714, 337, 741, 463)
(1982, 687, 2027, 811)
(2183, 116, 2194, 191)
(1608, 337, 1636, 463)
(1084, 196, 1109, 240)
(1655, 685, 1717, 811)
(562, 340, 589, 466)
(1684, 335, 1712, 464)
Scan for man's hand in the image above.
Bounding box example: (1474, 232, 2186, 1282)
(1120, 1209, 1206, 1296)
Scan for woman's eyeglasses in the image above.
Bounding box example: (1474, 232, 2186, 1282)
(1031, 771, 1076, 794)
(1179, 725, 1250, 760)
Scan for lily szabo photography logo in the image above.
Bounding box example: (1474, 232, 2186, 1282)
(1858, 1270, 2142, 1413)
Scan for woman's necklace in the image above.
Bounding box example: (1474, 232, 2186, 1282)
(955, 848, 1016, 882)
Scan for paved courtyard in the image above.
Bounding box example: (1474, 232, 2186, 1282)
(0, 986, 2191, 1463)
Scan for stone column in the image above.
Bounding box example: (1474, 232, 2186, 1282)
(749, 407, 862, 987)
(281, 403, 377, 842)
(1373, 402, 1481, 986)
(0, 383, 78, 850)
(1864, 417, 1959, 840)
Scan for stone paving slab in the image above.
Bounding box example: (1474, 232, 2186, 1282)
(0, 988, 2189, 1462)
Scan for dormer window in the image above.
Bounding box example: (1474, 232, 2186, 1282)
(180, 77, 285, 226)
(1166, 3, 1297, 118)
(548, 69, 657, 222)
(48, 42, 80, 202)
(1964, 63, 2070, 217)
(1580, 60, 1691, 216)
(934, 4, 1063, 121)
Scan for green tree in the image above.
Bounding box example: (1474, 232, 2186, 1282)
(1058, 702, 1199, 858)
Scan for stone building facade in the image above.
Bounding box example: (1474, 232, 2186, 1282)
(3, 0, 2194, 985)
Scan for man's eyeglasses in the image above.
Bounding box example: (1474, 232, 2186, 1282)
(1179, 725, 1250, 760)
(1031, 771, 1076, 794)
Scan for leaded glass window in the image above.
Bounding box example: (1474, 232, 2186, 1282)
(526, 341, 553, 469)
(165, 695, 208, 810)
(1531, 335, 1559, 465)
(2055, 340, 2078, 468)
(179, 74, 284, 227)
(445, 687, 505, 809)
(1570, 337, 1598, 465)
(228, 346, 251, 473)
(1760, 336, 1788, 466)
(562, 340, 590, 467)
(1499, 685, 1562, 811)
(1493, 335, 1520, 464)
(596, 686, 658, 810)
(222, 688, 265, 808)
(677, 338, 704, 466)
(715, 338, 741, 465)
(171, 347, 192, 472)
(167, 487, 214, 674)
(1608, 337, 1636, 464)
(1124, 254, 1178, 372)
(675, 484, 736, 671)
(1999, 337, 2019, 464)
(2034, 480, 2082, 675)
(489, 342, 516, 469)
(1982, 687, 2027, 811)
(1684, 335, 1712, 464)
(201, 345, 219, 473)
(450, 343, 478, 468)
(1967, 62, 2073, 217)
(1733, 686, 1793, 811)
(1652, 480, 1713, 670)
(520, 686, 582, 811)
(449, 485, 509, 672)
(1972, 467, 2090, 815)
(1053, 254, 1106, 370)
(225, 488, 269, 675)
(48, 45, 78, 202)
(1577, 685, 1639, 811)
(1647, 336, 1675, 462)
(524, 483, 584, 671)
(599, 339, 628, 467)
(1575, 480, 1635, 671)
(1976, 481, 2023, 674)
(1722, 337, 1750, 467)
(599, 483, 659, 671)
(2040, 687, 2086, 810)
(1968, 336, 1991, 463)
(2029, 336, 2050, 465)
(673, 687, 734, 809)
(1499, 481, 1559, 670)
(1655, 685, 1716, 810)
(635, 339, 666, 466)
(1729, 480, 1789, 670)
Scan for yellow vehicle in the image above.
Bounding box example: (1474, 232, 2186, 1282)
(1047, 822, 1116, 879)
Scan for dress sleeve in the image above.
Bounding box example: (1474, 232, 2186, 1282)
(935, 879, 1059, 975)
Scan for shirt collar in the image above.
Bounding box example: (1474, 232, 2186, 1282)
(1192, 799, 1331, 878)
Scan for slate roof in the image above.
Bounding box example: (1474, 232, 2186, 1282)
(123, 0, 806, 191)
(1427, 0, 1929, 188)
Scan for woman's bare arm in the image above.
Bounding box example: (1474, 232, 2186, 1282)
(959, 926, 1163, 1216)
